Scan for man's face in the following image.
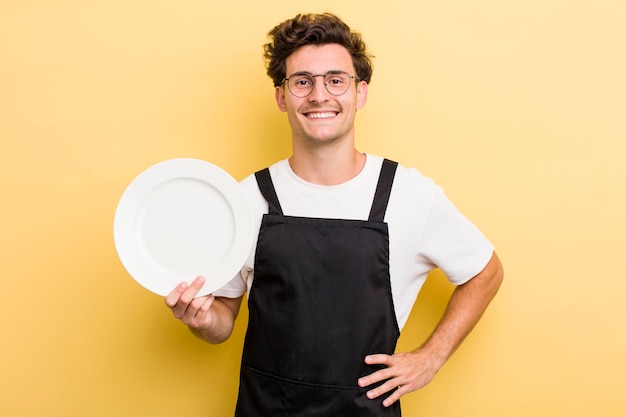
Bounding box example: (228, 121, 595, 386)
(275, 43, 368, 146)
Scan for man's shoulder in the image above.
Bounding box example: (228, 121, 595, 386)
(386, 159, 436, 193)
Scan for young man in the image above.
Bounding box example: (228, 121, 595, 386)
(165, 13, 503, 417)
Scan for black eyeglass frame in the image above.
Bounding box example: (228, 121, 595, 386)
(280, 70, 358, 98)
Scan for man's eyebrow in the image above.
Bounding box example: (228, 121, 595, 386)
(289, 71, 314, 77)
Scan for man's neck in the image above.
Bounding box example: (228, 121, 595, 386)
(288, 146, 366, 186)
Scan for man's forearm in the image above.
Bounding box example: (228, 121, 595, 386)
(420, 252, 504, 364)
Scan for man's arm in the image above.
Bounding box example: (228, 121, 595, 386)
(164, 276, 244, 344)
(358, 251, 504, 406)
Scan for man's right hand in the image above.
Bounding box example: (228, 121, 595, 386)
(164, 276, 243, 344)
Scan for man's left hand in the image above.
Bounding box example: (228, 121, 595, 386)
(357, 349, 443, 407)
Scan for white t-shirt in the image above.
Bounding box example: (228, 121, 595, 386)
(214, 154, 494, 330)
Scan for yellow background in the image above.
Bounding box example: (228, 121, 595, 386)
(1, 0, 625, 416)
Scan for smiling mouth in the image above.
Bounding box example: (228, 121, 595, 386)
(305, 111, 338, 119)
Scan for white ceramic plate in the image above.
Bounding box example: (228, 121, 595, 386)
(114, 158, 253, 297)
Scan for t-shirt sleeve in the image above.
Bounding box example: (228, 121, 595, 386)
(213, 269, 249, 298)
(419, 186, 494, 285)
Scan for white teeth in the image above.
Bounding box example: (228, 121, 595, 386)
(307, 112, 336, 119)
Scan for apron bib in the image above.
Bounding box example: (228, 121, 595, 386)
(235, 159, 401, 417)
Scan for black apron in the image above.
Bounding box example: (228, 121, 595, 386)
(235, 159, 401, 417)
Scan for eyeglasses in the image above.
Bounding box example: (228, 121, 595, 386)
(281, 70, 356, 98)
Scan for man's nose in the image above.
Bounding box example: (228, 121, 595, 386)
(308, 75, 329, 101)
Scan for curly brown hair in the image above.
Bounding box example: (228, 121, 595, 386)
(263, 13, 374, 87)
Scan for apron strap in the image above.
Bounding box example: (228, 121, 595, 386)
(255, 168, 283, 215)
(368, 159, 398, 222)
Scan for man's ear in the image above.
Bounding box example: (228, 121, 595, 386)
(275, 86, 287, 112)
(356, 80, 368, 110)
